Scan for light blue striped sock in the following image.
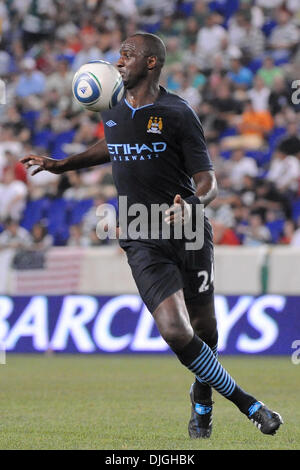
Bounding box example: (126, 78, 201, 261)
(196, 342, 218, 386)
(189, 342, 236, 398)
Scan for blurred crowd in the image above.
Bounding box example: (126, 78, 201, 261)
(0, 0, 300, 250)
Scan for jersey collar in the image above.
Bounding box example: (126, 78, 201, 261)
(124, 86, 167, 118)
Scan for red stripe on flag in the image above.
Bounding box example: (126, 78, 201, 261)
(14, 248, 85, 294)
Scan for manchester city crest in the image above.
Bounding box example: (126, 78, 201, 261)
(147, 116, 163, 134)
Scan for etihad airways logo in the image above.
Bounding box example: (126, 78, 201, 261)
(107, 142, 166, 161)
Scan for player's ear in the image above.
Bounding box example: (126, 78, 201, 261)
(147, 55, 157, 70)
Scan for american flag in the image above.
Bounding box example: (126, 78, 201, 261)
(12, 248, 85, 295)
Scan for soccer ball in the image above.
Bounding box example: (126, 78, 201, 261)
(72, 60, 124, 112)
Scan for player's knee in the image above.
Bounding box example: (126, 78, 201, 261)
(153, 293, 194, 351)
(159, 321, 194, 352)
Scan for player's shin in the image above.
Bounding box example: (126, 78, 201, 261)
(193, 337, 218, 403)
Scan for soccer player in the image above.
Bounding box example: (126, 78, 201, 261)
(21, 33, 283, 438)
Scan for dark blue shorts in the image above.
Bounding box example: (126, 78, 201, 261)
(120, 217, 214, 313)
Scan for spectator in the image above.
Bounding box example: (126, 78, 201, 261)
(195, 12, 228, 70)
(0, 47, 11, 77)
(221, 98, 274, 150)
(210, 81, 241, 134)
(240, 99, 273, 142)
(268, 8, 299, 60)
(22, 0, 57, 49)
(227, 148, 259, 190)
(228, 11, 265, 61)
(211, 220, 240, 245)
(267, 150, 300, 194)
(0, 166, 28, 221)
(45, 59, 73, 97)
(239, 175, 257, 208)
(253, 180, 292, 220)
(205, 173, 239, 228)
(15, 57, 46, 98)
(257, 56, 285, 88)
(248, 76, 271, 112)
(268, 76, 291, 115)
(227, 58, 253, 88)
(67, 224, 90, 247)
(31, 223, 54, 250)
(62, 171, 90, 200)
(0, 126, 23, 178)
(206, 142, 229, 179)
(71, 33, 103, 72)
(177, 74, 201, 111)
(164, 37, 184, 67)
(182, 17, 199, 49)
(4, 150, 27, 184)
(237, 212, 271, 246)
(105, 0, 137, 20)
(82, 192, 117, 238)
(0, 218, 32, 250)
(2, 106, 28, 140)
(279, 219, 296, 244)
(276, 120, 300, 157)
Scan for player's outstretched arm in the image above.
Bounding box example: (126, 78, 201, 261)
(20, 138, 110, 176)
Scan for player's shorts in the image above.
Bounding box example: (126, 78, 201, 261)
(119, 216, 214, 313)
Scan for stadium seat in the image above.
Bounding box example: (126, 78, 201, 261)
(68, 199, 94, 225)
(20, 198, 51, 231)
(266, 219, 285, 243)
(248, 58, 263, 74)
(32, 129, 54, 151)
(107, 197, 118, 213)
(208, 0, 239, 25)
(52, 224, 70, 246)
(262, 20, 277, 37)
(220, 150, 232, 160)
(47, 198, 68, 237)
(139, 21, 161, 34)
(292, 199, 300, 221)
(245, 150, 272, 167)
(219, 128, 237, 140)
(268, 127, 286, 151)
(20, 110, 40, 132)
(49, 129, 76, 158)
(177, 1, 194, 16)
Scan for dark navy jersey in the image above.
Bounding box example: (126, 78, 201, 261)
(101, 86, 213, 211)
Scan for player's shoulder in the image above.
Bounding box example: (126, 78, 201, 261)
(158, 87, 190, 109)
(158, 87, 199, 119)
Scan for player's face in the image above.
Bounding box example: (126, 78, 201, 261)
(117, 38, 149, 89)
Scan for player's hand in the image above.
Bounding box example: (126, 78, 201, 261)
(20, 154, 63, 176)
(164, 194, 192, 226)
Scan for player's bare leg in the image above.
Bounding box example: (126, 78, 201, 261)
(153, 290, 283, 437)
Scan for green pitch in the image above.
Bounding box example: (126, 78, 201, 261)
(0, 354, 298, 450)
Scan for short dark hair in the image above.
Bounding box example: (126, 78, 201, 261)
(130, 32, 166, 68)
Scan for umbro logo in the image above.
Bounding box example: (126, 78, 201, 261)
(80, 87, 87, 94)
(106, 120, 117, 127)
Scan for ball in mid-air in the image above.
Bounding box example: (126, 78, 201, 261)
(72, 60, 124, 112)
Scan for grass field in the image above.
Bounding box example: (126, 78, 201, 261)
(0, 354, 298, 450)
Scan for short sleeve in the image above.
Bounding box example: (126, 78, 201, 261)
(179, 103, 214, 177)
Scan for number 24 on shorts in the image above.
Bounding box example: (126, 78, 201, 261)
(198, 262, 214, 293)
